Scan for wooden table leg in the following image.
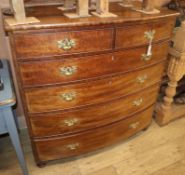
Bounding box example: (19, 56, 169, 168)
(155, 22, 185, 126)
(2, 108, 29, 175)
(155, 55, 185, 125)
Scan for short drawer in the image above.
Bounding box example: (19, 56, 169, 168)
(115, 20, 174, 49)
(25, 64, 163, 114)
(13, 28, 113, 59)
(19, 42, 168, 87)
(34, 106, 153, 161)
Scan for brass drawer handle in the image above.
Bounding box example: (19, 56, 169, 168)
(129, 122, 140, 129)
(133, 98, 143, 106)
(59, 66, 77, 76)
(66, 143, 79, 150)
(142, 30, 156, 61)
(141, 54, 152, 61)
(57, 38, 76, 51)
(144, 30, 155, 41)
(64, 118, 79, 127)
(137, 75, 148, 84)
(60, 92, 76, 101)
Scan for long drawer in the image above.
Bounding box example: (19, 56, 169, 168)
(34, 106, 153, 161)
(115, 20, 174, 49)
(13, 28, 113, 59)
(25, 63, 163, 114)
(19, 42, 168, 87)
(29, 84, 159, 137)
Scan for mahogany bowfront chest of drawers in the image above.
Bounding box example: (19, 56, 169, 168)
(4, 3, 178, 166)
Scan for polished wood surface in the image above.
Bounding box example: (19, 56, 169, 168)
(115, 20, 174, 49)
(30, 85, 159, 137)
(19, 43, 168, 87)
(13, 28, 113, 59)
(4, 2, 178, 166)
(34, 106, 153, 162)
(25, 68, 162, 113)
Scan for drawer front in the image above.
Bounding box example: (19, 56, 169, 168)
(25, 63, 163, 114)
(14, 29, 113, 59)
(115, 20, 174, 49)
(34, 106, 153, 161)
(30, 84, 159, 137)
(19, 42, 168, 87)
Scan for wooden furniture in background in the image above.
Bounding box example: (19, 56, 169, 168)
(0, 59, 28, 175)
(63, 0, 90, 18)
(4, 2, 178, 166)
(155, 21, 185, 125)
(60, 0, 75, 10)
(119, 0, 133, 8)
(6, 0, 39, 25)
(92, 0, 117, 17)
(171, 0, 185, 15)
(133, 0, 171, 14)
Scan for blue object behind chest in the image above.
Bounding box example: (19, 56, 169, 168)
(0, 59, 16, 134)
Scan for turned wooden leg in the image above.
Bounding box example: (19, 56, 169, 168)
(155, 56, 185, 125)
(156, 80, 178, 125)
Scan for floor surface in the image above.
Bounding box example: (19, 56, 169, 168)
(0, 117, 185, 175)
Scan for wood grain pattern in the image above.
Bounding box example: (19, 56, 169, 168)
(30, 84, 159, 137)
(4, 2, 178, 165)
(34, 106, 153, 162)
(25, 69, 161, 113)
(13, 28, 113, 59)
(115, 20, 174, 49)
(19, 42, 168, 87)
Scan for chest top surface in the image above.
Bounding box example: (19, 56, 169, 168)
(3, 2, 179, 32)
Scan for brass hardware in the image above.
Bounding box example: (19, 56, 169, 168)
(133, 98, 143, 106)
(57, 38, 76, 51)
(66, 143, 79, 150)
(64, 118, 79, 127)
(137, 75, 148, 84)
(144, 30, 156, 41)
(60, 92, 76, 101)
(59, 66, 77, 76)
(142, 30, 155, 61)
(141, 54, 152, 61)
(129, 122, 140, 129)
